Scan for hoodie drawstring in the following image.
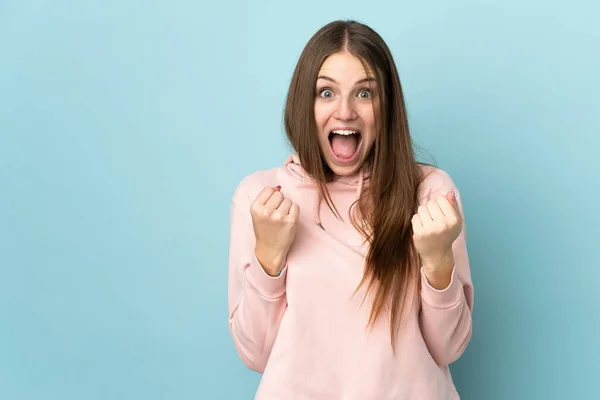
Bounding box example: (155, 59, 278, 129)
(314, 189, 323, 228)
(314, 168, 365, 230)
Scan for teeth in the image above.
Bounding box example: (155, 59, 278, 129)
(332, 130, 358, 135)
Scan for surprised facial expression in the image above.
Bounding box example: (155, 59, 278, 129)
(314, 51, 377, 177)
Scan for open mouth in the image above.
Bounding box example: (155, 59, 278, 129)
(328, 130, 363, 161)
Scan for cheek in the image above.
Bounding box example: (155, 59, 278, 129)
(359, 105, 376, 130)
(313, 103, 329, 129)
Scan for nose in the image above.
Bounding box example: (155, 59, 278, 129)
(334, 97, 357, 121)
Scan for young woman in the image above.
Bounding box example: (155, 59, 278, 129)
(228, 20, 473, 399)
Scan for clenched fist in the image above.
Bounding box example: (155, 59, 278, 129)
(411, 190, 463, 275)
(251, 186, 300, 276)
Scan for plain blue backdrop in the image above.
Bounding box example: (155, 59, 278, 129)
(1, 0, 598, 399)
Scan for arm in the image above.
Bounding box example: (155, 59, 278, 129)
(418, 189, 474, 366)
(227, 200, 287, 373)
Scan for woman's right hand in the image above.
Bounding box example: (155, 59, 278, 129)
(250, 186, 300, 276)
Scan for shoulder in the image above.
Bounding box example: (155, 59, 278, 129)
(417, 164, 461, 204)
(231, 165, 289, 209)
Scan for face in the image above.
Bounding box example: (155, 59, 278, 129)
(314, 51, 377, 177)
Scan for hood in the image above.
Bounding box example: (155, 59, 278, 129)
(284, 153, 369, 228)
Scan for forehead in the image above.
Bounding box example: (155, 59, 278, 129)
(318, 52, 374, 79)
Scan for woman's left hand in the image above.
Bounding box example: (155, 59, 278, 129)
(411, 191, 463, 276)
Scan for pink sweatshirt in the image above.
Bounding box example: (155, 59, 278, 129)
(228, 154, 474, 399)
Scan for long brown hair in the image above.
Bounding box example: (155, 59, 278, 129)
(284, 20, 432, 351)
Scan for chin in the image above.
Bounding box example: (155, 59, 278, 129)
(323, 152, 366, 177)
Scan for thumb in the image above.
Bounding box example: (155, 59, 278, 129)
(446, 190, 460, 212)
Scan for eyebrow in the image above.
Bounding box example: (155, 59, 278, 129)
(317, 75, 376, 85)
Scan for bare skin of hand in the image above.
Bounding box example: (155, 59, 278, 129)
(411, 190, 463, 289)
(251, 186, 300, 276)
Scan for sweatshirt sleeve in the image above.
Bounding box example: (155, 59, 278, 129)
(227, 198, 288, 373)
(419, 188, 474, 367)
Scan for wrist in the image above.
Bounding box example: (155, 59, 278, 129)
(421, 249, 454, 270)
(421, 250, 454, 290)
(254, 245, 286, 276)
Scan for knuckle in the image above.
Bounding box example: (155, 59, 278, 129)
(272, 212, 283, 222)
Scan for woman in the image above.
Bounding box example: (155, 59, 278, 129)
(228, 20, 473, 399)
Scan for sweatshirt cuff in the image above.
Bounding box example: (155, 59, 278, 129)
(245, 255, 287, 299)
(420, 266, 463, 309)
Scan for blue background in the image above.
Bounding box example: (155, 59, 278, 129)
(1, 0, 598, 399)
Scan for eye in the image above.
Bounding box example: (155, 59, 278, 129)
(318, 88, 334, 99)
(357, 89, 371, 99)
